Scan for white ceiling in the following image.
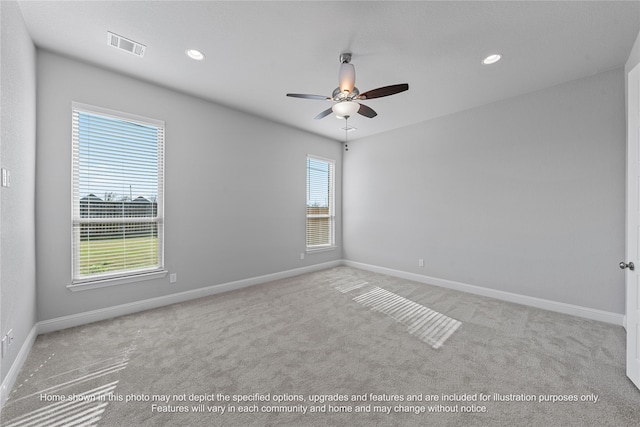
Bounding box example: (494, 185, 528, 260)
(17, 1, 640, 142)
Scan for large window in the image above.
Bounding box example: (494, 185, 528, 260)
(306, 155, 335, 249)
(72, 103, 164, 285)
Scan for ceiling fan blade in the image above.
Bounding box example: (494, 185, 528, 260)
(358, 83, 409, 100)
(314, 107, 334, 120)
(357, 103, 377, 118)
(286, 93, 331, 100)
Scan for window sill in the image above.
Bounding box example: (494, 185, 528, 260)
(67, 270, 168, 292)
(306, 246, 336, 254)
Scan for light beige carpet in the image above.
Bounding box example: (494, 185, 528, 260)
(2, 266, 639, 426)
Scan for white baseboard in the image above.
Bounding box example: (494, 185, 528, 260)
(38, 260, 342, 334)
(342, 260, 624, 326)
(0, 324, 38, 410)
(34, 258, 625, 334)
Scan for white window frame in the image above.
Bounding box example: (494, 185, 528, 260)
(306, 155, 335, 252)
(69, 102, 166, 290)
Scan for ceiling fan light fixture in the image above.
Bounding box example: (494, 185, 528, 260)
(332, 101, 360, 118)
(338, 62, 356, 93)
(186, 49, 205, 61)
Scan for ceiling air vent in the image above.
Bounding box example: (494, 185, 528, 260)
(107, 32, 146, 57)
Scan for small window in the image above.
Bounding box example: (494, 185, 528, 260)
(71, 103, 164, 284)
(306, 155, 335, 249)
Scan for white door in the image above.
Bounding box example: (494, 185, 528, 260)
(624, 62, 640, 390)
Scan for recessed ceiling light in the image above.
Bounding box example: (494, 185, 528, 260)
(186, 49, 205, 61)
(482, 54, 502, 65)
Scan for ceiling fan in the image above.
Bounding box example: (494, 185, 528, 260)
(286, 53, 409, 120)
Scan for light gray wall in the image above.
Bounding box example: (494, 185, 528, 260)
(625, 31, 640, 122)
(344, 68, 625, 314)
(0, 1, 37, 383)
(36, 50, 342, 321)
(625, 31, 640, 74)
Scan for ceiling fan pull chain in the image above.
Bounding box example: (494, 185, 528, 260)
(344, 116, 349, 151)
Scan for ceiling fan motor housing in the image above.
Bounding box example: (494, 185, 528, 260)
(332, 86, 359, 101)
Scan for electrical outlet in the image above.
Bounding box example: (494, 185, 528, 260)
(300, 252, 305, 260)
(418, 259, 424, 267)
(170, 273, 177, 283)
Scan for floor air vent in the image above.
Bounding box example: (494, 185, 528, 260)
(107, 32, 146, 57)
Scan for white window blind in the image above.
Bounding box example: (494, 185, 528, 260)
(72, 103, 164, 283)
(306, 155, 335, 249)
